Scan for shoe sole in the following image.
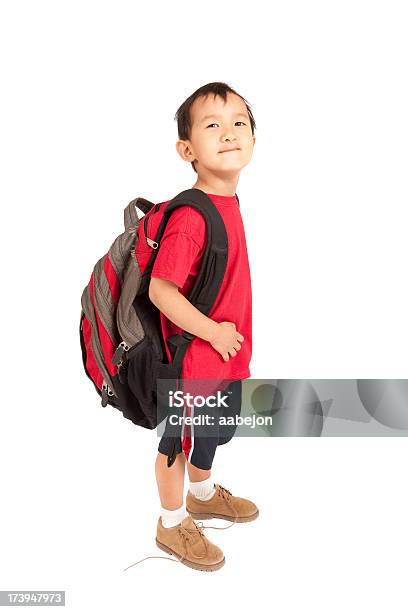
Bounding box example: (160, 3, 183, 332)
(155, 539, 225, 572)
(187, 509, 259, 523)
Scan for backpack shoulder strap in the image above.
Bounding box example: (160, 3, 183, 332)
(165, 188, 228, 317)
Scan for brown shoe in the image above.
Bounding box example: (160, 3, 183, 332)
(156, 515, 225, 571)
(186, 484, 259, 523)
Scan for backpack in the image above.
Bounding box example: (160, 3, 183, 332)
(79, 188, 237, 434)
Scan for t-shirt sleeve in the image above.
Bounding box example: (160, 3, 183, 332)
(151, 205, 206, 288)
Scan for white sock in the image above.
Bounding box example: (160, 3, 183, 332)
(161, 504, 188, 528)
(189, 476, 216, 501)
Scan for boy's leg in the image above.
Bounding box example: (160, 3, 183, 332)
(185, 380, 258, 522)
(155, 450, 186, 510)
(184, 386, 234, 501)
(184, 395, 221, 500)
(156, 409, 188, 526)
(154, 449, 225, 570)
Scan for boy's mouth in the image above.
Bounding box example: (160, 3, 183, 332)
(218, 148, 240, 154)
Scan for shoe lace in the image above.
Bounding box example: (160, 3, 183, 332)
(217, 484, 232, 500)
(123, 520, 214, 570)
(206, 484, 238, 532)
(123, 484, 239, 571)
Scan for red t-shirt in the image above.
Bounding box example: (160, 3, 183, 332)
(135, 192, 252, 382)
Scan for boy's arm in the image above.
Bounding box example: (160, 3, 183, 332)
(149, 278, 244, 362)
(149, 277, 219, 342)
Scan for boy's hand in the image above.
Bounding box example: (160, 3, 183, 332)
(209, 322, 244, 362)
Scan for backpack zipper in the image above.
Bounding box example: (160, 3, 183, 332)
(101, 379, 114, 407)
(112, 341, 131, 384)
(112, 340, 130, 365)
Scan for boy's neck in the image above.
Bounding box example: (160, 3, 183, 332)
(192, 176, 239, 198)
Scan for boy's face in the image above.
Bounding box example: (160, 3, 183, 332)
(177, 92, 256, 175)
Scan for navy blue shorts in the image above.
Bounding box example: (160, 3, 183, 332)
(157, 379, 242, 470)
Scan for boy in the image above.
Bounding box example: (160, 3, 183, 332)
(150, 82, 258, 571)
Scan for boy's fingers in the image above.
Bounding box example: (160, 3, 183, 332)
(223, 353, 229, 361)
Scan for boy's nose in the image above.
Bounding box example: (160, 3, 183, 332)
(221, 136, 238, 146)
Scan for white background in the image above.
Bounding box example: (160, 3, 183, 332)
(1, 0, 407, 610)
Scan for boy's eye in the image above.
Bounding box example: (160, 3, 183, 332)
(206, 122, 247, 128)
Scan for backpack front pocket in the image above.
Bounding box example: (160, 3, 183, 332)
(124, 331, 165, 428)
(127, 335, 159, 397)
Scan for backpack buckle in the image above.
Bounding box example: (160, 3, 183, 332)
(167, 333, 194, 372)
(167, 333, 193, 349)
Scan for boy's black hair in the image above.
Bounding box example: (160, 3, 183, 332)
(174, 81, 256, 173)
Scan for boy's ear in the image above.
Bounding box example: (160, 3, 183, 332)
(175, 139, 195, 163)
